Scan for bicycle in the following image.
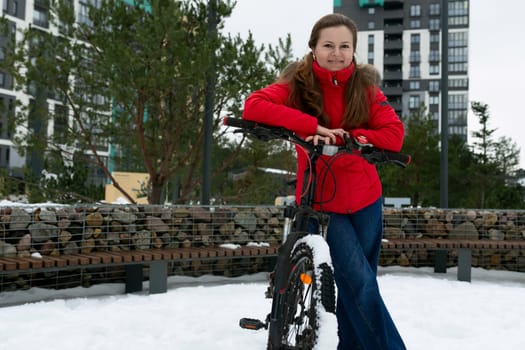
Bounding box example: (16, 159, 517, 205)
(223, 117, 410, 349)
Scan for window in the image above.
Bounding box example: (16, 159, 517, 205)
(429, 50, 440, 62)
(2, 0, 7, 12)
(449, 1, 468, 16)
(430, 32, 440, 43)
(449, 31, 468, 47)
(449, 110, 467, 125)
(368, 35, 374, 45)
(449, 47, 468, 63)
(429, 19, 440, 30)
(429, 63, 440, 75)
(409, 50, 421, 63)
(429, 95, 440, 106)
(33, 6, 49, 28)
(449, 125, 467, 136)
(0, 97, 15, 140)
(78, 2, 91, 25)
(53, 104, 69, 144)
(449, 16, 468, 26)
(367, 51, 374, 64)
(410, 20, 421, 29)
(449, 62, 468, 73)
(409, 95, 421, 109)
(409, 64, 421, 78)
(449, 0, 469, 26)
(92, 94, 107, 106)
(410, 5, 421, 16)
(368, 8, 375, 15)
(449, 78, 468, 89)
(449, 94, 468, 110)
(58, 0, 74, 34)
(411, 33, 420, 44)
(409, 81, 420, 90)
(430, 3, 440, 16)
(368, 21, 375, 30)
(429, 81, 440, 92)
(0, 72, 4, 87)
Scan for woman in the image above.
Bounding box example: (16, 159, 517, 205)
(243, 13, 407, 350)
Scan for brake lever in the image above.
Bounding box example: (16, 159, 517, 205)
(353, 135, 374, 153)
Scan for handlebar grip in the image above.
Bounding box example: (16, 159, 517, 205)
(223, 117, 295, 143)
(360, 148, 411, 168)
(382, 151, 411, 167)
(223, 117, 257, 129)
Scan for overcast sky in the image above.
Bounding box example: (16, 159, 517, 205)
(224, 0, 525, 168)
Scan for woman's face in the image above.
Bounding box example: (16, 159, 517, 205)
(312, 25, 354, 72)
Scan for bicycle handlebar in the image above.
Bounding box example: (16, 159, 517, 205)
(223, 117, 411, 168)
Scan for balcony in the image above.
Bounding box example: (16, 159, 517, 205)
(384, 23, 404, 34)
(384, 39, 403, 50)
(382, 85, 403, 96)
(383, 70, 402, 80)
(384, 9, 404, 20)
(384, 54, 402, 65)
(384, 0, 404, 9)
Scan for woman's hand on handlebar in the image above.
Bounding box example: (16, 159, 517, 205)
(306, 125, 348, 145)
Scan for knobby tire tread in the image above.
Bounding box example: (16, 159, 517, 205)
(318, 262, 336, 314)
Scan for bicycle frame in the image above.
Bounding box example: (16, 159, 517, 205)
(223, 116, 410, 287)
(225, 117, 410, 346)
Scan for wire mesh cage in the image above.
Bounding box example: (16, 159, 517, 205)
(1, 205, 524, 296)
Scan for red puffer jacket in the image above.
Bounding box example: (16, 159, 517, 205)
(243, 62, 404, 214)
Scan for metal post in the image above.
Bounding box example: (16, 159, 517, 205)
(125, 264, 143, 293)
(440, 0, 449, 208)
(434, 250, 448, 273)
(201, 0, 217, 206)
(149, 260, 168, 293)
(457, 248, 472, 282)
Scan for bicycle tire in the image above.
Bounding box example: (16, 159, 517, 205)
(267, 236, 336, 350)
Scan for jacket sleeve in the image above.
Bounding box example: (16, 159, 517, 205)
(352, 87, 404, 152)
(243, 83, 318, 136)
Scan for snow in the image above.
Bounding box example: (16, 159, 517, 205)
(297, 234, 333, 269)
(0, 199, 523, 348)
(1, 267, 523, 350)
(293, 234, 338, 349)
(219, 243, 241, 250)
(220, 242, 270, 249)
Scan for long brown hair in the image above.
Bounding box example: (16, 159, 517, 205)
(280, 14, 376, 129)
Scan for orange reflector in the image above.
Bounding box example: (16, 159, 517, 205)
(300, 273, 312, 285)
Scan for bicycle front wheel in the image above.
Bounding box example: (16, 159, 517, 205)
(267, 235, 336, 350)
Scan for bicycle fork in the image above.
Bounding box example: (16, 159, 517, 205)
(239, 230, 300, 331)
(239, 207, 298, 331)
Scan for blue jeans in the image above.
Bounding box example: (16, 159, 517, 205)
(315, 198, 406, 350)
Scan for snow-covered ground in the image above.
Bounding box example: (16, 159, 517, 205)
(1, 266, 524, 350)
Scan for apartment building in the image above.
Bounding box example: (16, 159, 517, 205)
(0, 0, 108, 182)
(334, 0, 470, 141)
